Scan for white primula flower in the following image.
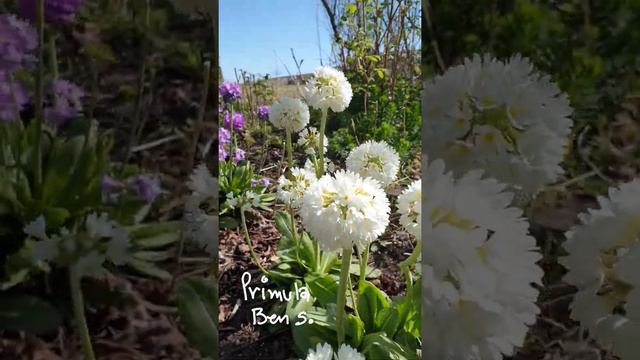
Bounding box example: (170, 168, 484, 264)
(276, 167, 317, 208)
(334, 344, 365, 360)
(300, 170, 390, 252)
(562, 180, 640, 360)
(304, 343, 333, 360)
(184, 164, 217, 255)
(346, 140, 400, 187)
(304, 66, 353, 112)
(422, 158, 542, 360)
(302, 343, 365, 360)
(187, 163, 216, 199)
(397, 179, 421, 239)
(423, 54, 573, 196)
(269, 97, 310, 133)
(298, 126, 328, 155)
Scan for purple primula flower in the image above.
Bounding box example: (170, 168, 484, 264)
(223, 112, 244, 132)
(219, 127, 231, 145)
(0, 14, 37, 72)
(101, 175, 122, 204)
(232, 148, 245, 163)
(219, 82, 241, 103)
(219, 144, 228, 162)
(44, 79, 84, 126)
(257, 105, 270, 121)
(131, 175, 161, 204)
(259, 178, 270, 187)
(0, 71, 29, 122)
(18, 0, 84, 24)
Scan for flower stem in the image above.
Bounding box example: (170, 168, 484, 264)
(48, 33, 58, 79)
(69, 267, 96, 360)
(285, 127, 294, 167)
(347, 271, 360, 320)
(399, 238, 421, 288)
(336, 246, 351, 345)
(185, 60, 211, 175)
(358, 243, 370, 287)
(240, 209, 269, 276)
(316, 108, 328, 177)
(33, 0, 45, 193)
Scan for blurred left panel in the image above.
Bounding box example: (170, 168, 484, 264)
(0, 0, 218, 359)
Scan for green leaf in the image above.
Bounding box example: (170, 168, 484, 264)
(357, 280, 390, 333)
(132, 250, 173, 262)
(177, 277, 218, 358)
(133, 232, 180, 249)
(361, 332, 418, 360)
(219, 216, 238, 229)
(376, 307, 401, 338)
(304, 273, 339, 308)
(127, 258, 172, 280)
(291, 307, 337, 357)
(0, 295, 62, 335)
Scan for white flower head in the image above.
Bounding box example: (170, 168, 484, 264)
(269, 96, 310, 133)
(187, 163, 217, 199)
(276, 167, 318, 208)
(304, 66, 353, 112)
(335, 344, 365, 360)
(423, 54, 573, 196)
(304, 343, 333, 360)
(300, 170, 390, 252)
(298, 126, 328, 155)
(397, 179, 421, 239)
(422, 158, 542, 359)
(346, 140, 400, 187)
(562, 180, 640, 360)
(302, 343, 364, 360)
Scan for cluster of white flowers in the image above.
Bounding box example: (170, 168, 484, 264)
(276, 166, 318, 208)
(225, 191, 261, 212)
(24, 213, 130, 276)
(304, 66, 353, 112)
(298, 126, 328, 155)
(299, 170, 390, 252)
(269, 96, 310, 133)
(562, 180, 640, 360)
(397, 179, 421, 239)
(421, 158, 542, 359)
(346, 140, 400, 187)
(303, 343, 365, 360)
(423, 54, 573, 196)
(184, 164, 217, 255)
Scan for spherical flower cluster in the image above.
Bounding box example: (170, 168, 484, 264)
(304, 343, 365, 360)
(346, 140, 400, 187)
(269, 97, 310, 133)
(232, 148, 245, 163)
(422, 158, 542, 359)
(300, 170, 390, 252)
(276, 167, 317, 209)
(562, 180, 640, 360)
(303, 66, 353, 113)
(297, 126, 327, 155)
(223, 112, 244, 132)
(131, 175, 161, 204)
(0, 14, 37, 72)
(45, 79, 84, 126)
(0, 71, 29, 122)
(397, 179, 421, 239)
(184, 164, 217, 255)
(218, 127, 231, 161)
(18, 0, 84, 24)
(256, 105, 270, 121)
(423, 54, 573, 195)
(219, 82, 241, 103)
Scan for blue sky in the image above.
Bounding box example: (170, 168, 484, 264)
(219, 0, 333, 81)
